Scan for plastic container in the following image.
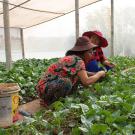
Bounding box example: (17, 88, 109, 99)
(0, 83, 20, 127)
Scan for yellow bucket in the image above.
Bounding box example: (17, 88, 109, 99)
(0, 83, 20, 127)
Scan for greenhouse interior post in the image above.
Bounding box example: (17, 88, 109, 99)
(75, 0, 79, 39)
(3, 0, 12, 70)
(20, 28, 25, 59)
(111, 0, 114, 56)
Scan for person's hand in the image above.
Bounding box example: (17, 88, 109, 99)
(103, 60, 116, 68)
(108, 63, 116, 68)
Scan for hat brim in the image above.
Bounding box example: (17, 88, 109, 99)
(69, 43, 97, 52)
(66, 44, 97, 56)
(82, 31, 108, 48)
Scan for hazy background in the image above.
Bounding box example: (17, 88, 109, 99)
(0, 0, 135, 62)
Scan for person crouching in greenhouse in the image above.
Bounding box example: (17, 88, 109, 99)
(82, 30, 115, 72)
(36, 36, 105, 106)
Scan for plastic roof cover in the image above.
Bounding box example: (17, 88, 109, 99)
(0, 0, 101, 29)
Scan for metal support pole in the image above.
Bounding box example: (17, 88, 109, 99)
(3, 0, 12, 69)
(111, 0, 114, 56)
(75, 0, 79, 39)
(20, 29, 25, 59)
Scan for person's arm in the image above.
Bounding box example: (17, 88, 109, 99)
(77, 70, 105, 86)
(87, 71, 96, 76)
(102, 60, 116, 68)
(97, 48, 115, 68)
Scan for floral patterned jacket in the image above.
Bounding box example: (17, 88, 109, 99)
(36, 55, 86, 94)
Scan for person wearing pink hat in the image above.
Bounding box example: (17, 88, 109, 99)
(82, 30, 115, 72)
(36, 36, 105, 106)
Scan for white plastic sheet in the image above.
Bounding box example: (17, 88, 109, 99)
(0, 0, 101, 28)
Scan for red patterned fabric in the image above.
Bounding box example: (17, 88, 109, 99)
(36, 55, 86, 105)
(90, 47, 107, 63)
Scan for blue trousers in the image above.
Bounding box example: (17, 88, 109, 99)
(86, 60, 112, 72)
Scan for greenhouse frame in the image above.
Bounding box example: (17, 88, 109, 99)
(0, 0, 114, 70)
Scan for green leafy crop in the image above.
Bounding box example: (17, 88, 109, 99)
(0, 56, 135, 134)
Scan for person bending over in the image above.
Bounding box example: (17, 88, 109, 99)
(36, 36, 105, 106)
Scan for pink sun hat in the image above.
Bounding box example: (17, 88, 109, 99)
(82, 30, 108, 48)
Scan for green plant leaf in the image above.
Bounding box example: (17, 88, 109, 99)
(91, 124, 108, 134)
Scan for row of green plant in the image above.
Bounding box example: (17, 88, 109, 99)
(0, 56, 135, 134)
